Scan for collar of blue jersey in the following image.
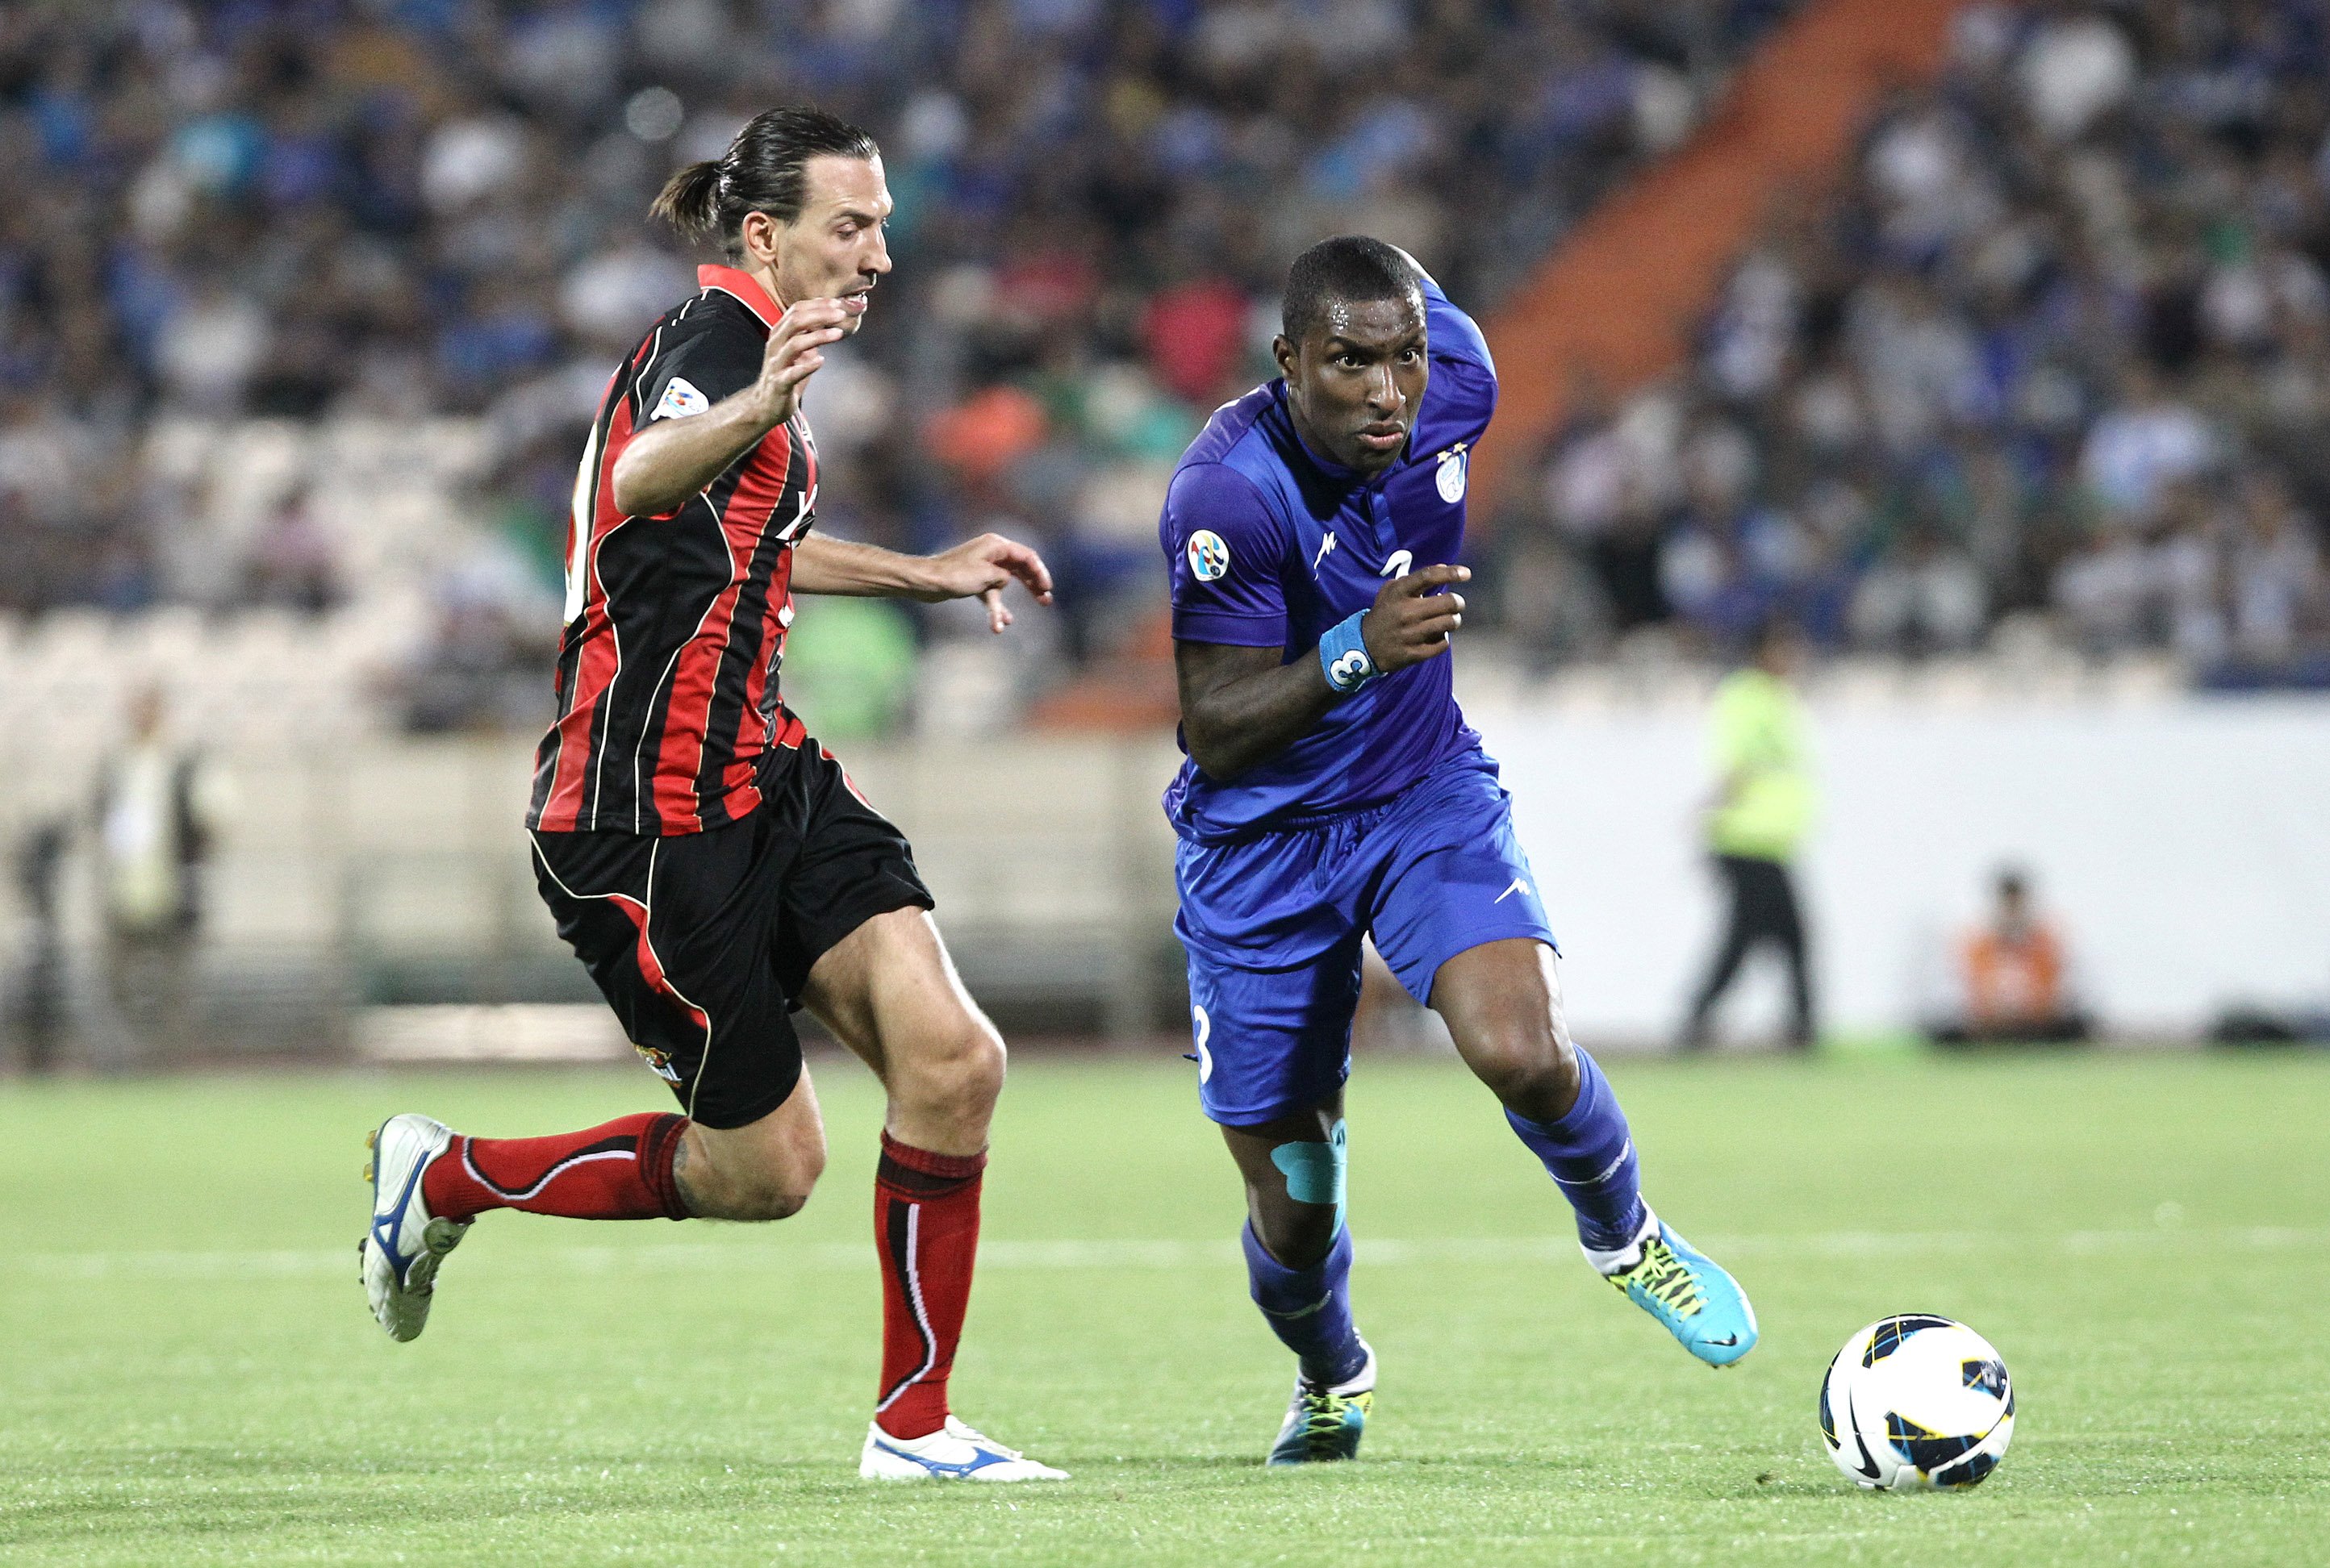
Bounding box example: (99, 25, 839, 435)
(1270, 380, 1402, 490)
(698, 264, 782, 332)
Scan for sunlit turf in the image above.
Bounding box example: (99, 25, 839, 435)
(2, 1049, 2324, 1564)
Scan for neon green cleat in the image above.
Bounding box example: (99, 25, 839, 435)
(1601, 1215, 1758, 1367)
(1267, 1341, 1376, 1465)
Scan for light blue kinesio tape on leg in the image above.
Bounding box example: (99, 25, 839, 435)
(1271, 1119, 1348, 1215)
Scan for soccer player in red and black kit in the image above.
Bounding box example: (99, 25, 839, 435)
(358, 107, 1066, 1483)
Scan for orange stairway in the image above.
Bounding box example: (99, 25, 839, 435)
(1472, 0, 1970, 510)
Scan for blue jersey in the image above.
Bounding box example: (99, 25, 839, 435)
(1159, 277, 1497, 841)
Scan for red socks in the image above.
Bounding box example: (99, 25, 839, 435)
(422, 1112, 691, 1224)
(872, 1132, 987, 1441)
(419, 1116, 983, 1439)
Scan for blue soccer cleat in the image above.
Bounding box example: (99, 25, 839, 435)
(1600, 1214, 1757, 1368)
(1267, 1339, 1376, 1465)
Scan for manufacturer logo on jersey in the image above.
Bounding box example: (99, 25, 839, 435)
(1313, 531, 1338, 572)
(651, 377, 709, 422)
(1188, 530, 1231, 582)
(1380, 548, 1413, 580)
(1436, 445, 1468, 504)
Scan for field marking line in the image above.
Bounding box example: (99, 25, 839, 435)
(2, 1226, 2321, 1282)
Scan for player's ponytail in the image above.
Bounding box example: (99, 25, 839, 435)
(650, 160, 724, 244)
(649, 106, 879, 259)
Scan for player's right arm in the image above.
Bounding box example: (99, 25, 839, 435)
(1163, 461, 1466, 782)
(609, 298, 851, 517)
(1177, 567, 1468, 780)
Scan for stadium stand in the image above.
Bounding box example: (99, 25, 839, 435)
(0, 0, 1795, 708)
(1504, 0, 2330, 682)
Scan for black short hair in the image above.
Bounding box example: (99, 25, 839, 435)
(1280, 236, 1424, 345)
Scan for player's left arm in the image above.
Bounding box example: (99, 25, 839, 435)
(790, 532, 1054, 634)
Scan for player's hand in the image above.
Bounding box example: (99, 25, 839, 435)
(1362, 563, 1469, 671)
(747, 298, 852, 428)
(914, 532, 1056, 632)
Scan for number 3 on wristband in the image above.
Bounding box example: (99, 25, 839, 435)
(1318, 611, 1380, 694)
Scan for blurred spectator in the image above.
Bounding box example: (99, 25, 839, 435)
(1929, 866, 2092, 1045)
(782, 597, 920, 742)
(8, 818, 69, 1074)
(93, 683, 231, 1065)
(1682, 618, 1818, 1050)
(395, 534, 559, 734)
(244, 488, 340, 614)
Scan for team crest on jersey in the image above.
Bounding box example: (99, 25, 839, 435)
(1436, 446, 1468, 504)
(651, 376, 709, 422)
(1188, 530, 1231, 582)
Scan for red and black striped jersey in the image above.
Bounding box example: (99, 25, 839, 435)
(529, 265, 816, 836)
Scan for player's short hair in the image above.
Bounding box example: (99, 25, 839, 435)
(1280, 236, 1424, 346)
(652, 106, 879, 256)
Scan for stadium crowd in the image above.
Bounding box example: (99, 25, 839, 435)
(1519, 0, 2330, 685)
(0, 0, 1785, 687)
(2, 0, 2326, 732)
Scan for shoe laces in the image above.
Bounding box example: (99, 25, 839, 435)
(1620, 1236, 1705, 1319)
(943, 1419, 1020, 1460)
(1289, 1387, 1359, 1457)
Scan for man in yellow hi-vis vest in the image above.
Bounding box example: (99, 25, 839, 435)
(1682, 619, 1817, 1049)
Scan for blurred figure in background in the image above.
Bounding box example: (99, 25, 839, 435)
(1682, 617, 1817, 1049)
(92, 684, 230, 1066)
(8, 818, 69, 1074)
(1930, 867, 2090, 1045)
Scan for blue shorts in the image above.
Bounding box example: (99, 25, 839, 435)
(1174, 744, 1556, 1126)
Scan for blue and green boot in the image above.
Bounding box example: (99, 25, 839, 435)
(1598, 1211, 1757, 1367)
(1267, 1340, 1376, 1465)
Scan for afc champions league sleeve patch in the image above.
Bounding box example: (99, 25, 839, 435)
(1436, 447, 1468, 504)
(1187, 529, 1231, 582)
(650, 376, 709, 422)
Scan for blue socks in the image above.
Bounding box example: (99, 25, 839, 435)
(1504, 1046, 1649, 1252)
(1242, 1220, 1368, 1387)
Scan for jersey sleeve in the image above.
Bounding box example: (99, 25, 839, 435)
(1162, 461, 1292, 648)
(1416, 274, 1497, 452)
(637, 316, 762, 424)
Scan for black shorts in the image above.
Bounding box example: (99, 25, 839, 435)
(531, 743, 933, 1129)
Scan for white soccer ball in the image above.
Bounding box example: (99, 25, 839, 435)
(1818, 1314, 2015, 1491)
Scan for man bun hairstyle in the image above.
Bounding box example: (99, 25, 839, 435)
(651, 105, 879, 257)
(1281, 236, 1423, 344)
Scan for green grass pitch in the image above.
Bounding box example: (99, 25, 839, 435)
(3, 1049, 2325, 1564)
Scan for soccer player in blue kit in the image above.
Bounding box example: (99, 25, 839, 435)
(1160, 237, 1758, 1465)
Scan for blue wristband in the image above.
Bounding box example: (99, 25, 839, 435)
(1318, 611, 1381, 695)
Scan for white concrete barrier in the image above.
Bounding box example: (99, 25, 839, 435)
(1474, 690, 2330, 1040)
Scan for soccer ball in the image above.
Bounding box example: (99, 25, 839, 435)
(1818, 1314, 2015, 1491)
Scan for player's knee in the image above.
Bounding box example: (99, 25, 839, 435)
(731, 1142, 824, 1220)
(1254, 1202, 1339, 1271)
(908, 1020, 1006, 1118)
(1469, 1023, 1580, 1121)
